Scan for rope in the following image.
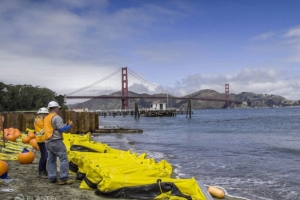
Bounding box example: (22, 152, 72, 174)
(66, 68, 121, 96)
(157, 179, 163, 194)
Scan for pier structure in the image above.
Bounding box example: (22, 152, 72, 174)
(94, 108, 193, 117)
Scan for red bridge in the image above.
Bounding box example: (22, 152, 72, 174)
(66, 67, 241, 109)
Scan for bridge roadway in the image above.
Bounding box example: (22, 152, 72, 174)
(66, 95, 242, 104)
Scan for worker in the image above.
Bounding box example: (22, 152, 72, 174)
(44, 101, 73, 185)
(34, 107, 49, 179)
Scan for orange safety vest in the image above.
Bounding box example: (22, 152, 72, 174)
(34, 117, 46, 143)
(44, 113, 57, 140)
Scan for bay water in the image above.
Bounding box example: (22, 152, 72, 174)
(93, 107, 300, 200)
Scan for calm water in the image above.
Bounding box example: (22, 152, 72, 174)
(94, 108, 300, 200)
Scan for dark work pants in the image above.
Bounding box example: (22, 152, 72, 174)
(37, 142, 48, 173)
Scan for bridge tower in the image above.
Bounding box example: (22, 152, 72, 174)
(225, 84, 230, 108)
(121, 67, 129, 109)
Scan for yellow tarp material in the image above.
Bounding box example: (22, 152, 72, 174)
(68, 151, 144, 171)
(63, 133, 91, 151)
(80, 159, 172, 190)
(69, 140, 126, 154)
(76, 156, 158, 175)
(68, 151, 143, 162)
(63, 132, 91, 142)
(96, 174, 207, 200)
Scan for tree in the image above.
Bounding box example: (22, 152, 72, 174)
(55, 95, 68, 110)
(0, 82, 60, 111)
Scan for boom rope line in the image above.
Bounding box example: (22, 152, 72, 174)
(66, 68, 122, 96)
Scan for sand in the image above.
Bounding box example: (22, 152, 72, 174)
(0, 150, 175, 200)
(0, 151, 114, 200)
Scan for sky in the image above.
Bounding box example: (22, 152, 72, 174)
(1, 0, 300, 101)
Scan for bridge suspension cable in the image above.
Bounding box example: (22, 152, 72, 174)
(128, 69, 175, 96)
(66, 68, 122, 96)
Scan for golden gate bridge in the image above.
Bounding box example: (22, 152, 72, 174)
(65, 67, 241, 109)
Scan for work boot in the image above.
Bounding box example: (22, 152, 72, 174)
(38, 171, 48, 179)
(58, 179, 73, 185)
(49, 178, 57, 183)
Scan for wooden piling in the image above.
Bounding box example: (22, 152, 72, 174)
(0, 111, 99, 134)
(0, 115, 3, 132)
(1, 115, 5, 148)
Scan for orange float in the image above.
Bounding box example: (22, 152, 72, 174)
(8, 127, 15, 134)
(4, 128, 9, 135)
(18, 148, 35, 164)
(208, 186, 225, 199)
(29, 139, 40, 151)
(22, 136, 31, 144)
(14, 129, 21, 138)
(6, 134, 17, 142)
(0, 160, 9, 178)
(28, 132, 36, 139)
(4, 133, 10, 139)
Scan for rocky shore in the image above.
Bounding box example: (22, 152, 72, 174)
(0, 152, 110, 200)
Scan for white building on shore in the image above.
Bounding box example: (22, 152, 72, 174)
(150, 101, 167, 110)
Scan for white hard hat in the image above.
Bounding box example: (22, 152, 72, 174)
(47, 101, 61, 108)
(37, 107, 49, 114)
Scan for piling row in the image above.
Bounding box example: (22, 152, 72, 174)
(0, 111, 99, 134)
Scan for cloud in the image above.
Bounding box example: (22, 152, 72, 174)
(172, 68, 300, 100)
(283, 26, 300, 38)
(252, 32, 275, 40)
(0, 0, 188, 96)
(1, 1, 300, 103)
(251, 26, 300, 63)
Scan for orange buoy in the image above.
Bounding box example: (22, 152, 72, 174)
(4, 133, 10, 139)
(0, 160, 9, 178)
(8, 127, 15, 134)
(22, 136, 31, 144)
(18, 148, 35, 164)
(6, 134, 17, 142)
(29, 139, 40, 151)
(208, 186, 225, 199)
(14, 129, 21, 138)
(28, 132, 36, 139)
(4, 128, 9, 135)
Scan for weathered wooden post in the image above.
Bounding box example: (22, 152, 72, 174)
(96, 113, 99, 130)
(134, 101, 140, 119)
(186, 100, 192, 118)
(69, 111, 77, 133)
(1, 115, 5, 148)
(84, 112, 90, 133)
(89, 113, 95, 132)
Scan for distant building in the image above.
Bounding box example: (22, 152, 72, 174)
(73, 108, 89, 112)
(241, 101, 248, 107)
(150, 101, 167, 110)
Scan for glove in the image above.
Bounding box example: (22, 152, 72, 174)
(68, 120, 73, 126)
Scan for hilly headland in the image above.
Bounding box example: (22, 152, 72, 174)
(68, 90, 300, 110)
